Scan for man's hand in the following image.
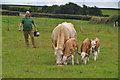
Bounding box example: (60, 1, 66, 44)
(18, 23, 22, 31)
(35, 29, 38, 32)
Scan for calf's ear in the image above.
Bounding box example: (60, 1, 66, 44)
(77, 52, 81, 55)
(85, 53, 89, 57)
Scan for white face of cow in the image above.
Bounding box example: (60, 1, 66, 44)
(81, 52, 87, 64)
(91, 41, 96, 49)
(54, 48, 63, 65)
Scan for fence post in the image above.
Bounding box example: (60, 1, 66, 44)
(7, 16, 10, 31)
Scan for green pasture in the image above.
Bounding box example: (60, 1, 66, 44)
(101, 9, 119, 16)
(2, 15, 118, 78)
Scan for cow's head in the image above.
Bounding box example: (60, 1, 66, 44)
(54, 48, 63, 65)
(81, 52, 89, 64)
(62, 56, 68, 65)
(91, 40, 96, 49)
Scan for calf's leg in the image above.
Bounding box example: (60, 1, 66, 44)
(76, 53, 79, 64)
(71, 55, 74, 65)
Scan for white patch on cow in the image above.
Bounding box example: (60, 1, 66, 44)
(90, 47, 92, 50)
(81, 52, 89, 64)
(93, 51, 98, 61)
(55, 48, 63, 64)
(91, 41, 96, 48)
(81, 52, 87, 64)
(62, 23, 74, 37)
(63, 56, 67, 65)
(81, 52, 86, 60)
(62, 23, 72, 32)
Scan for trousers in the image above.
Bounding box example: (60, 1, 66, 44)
(23, 31, 36, 48)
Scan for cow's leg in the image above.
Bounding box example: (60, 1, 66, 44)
(98, 47, 100, 53)
(63, 56, 67, 65)
(76, 53, 79, 64)
(87, 50, 90, 62)
(71, 55, 74, 65)
(93, 51, 98, 61)
(87, 57, 89, 62)
(83, 58, 87, 64)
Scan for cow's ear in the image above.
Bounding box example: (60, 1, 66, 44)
(90, 39, 92, 43)
(85, 53, 89, 57)
(95, 41, 97, 44)
(52, 43, 55, 49)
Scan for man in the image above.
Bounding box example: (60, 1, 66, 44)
(18, 11, 38, 48)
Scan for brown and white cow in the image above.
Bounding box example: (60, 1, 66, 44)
(52, 22, 76, 65)
(62, 38, 79, 65)
(79, 38, 91, 64)
(91, 38, 100, 61)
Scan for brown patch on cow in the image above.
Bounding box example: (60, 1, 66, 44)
(81, 38, 91, 56)
(92, 38, 100, 52)
(63, 38, 78, 57)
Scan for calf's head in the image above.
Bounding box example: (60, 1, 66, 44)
(91, 40, 96, 49)
(80, 52, 89, 64)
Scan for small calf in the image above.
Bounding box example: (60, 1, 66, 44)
(91, 38, 100, 61)
(62, 38, 79, 65)
(79, 38, 91, 64)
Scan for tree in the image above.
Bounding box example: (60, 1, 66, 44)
(40, 2, 103, 16)
(60, 2, 81, 14)
(82, 5, 88, 15)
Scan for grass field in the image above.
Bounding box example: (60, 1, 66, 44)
(2, 15, 118, 78)
(0, 15, 2, 79)
(101, 9, 119, 16)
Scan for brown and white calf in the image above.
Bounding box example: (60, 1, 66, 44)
(91, 38, 100, 61)
(62, 38, 79, 65)
(79, 38, 91, 64)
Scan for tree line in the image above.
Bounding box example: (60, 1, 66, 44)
(39, 2, 102, 16)
(2, 2, 103, 16)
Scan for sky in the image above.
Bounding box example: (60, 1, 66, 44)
(1, 0, 120, 8)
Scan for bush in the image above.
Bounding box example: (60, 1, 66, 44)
(1, 11, 20, 16)
(100, 17, 109, 24)
(31, 12, 92, 20)
(90, 16, 102, 24)
(90, 14, 120, 24)
(107, 14, 120, 23)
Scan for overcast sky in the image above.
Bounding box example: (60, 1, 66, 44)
(1, 0, 120, 8)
